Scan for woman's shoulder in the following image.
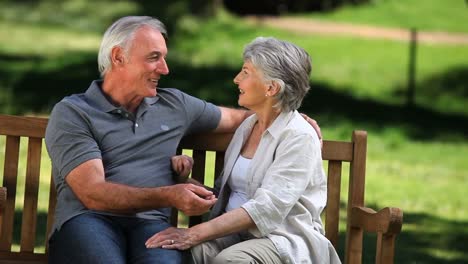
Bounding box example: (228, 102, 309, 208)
(281, 111, 320, 142)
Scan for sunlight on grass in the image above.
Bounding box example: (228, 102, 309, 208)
(172, 14, 468, 116)
(300, 0, 468, 33)
(0, 21, 100, 55)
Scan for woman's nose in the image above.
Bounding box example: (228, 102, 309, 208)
(233, 73, 240, 84)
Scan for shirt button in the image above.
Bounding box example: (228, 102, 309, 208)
(117, 109, 122, 113)
(135, 123, 139, 127)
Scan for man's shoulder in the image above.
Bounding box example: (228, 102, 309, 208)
(157, 87, 183, 96)
(157, 88, 205, 106)
(51, 93, 88, 113)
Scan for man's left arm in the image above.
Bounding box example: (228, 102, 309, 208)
(213, 107, 252, 133)
(214, 107, 322, 143)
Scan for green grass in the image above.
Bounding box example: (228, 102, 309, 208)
(0, 21, 100, 55)
(0, 2, 467, 263)
(172, 14, 468, 117)
(297, 0, 468, 33)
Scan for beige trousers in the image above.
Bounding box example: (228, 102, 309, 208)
(191, 234, 282, 264)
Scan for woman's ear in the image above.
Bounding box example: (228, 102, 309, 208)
(268, 81, 281, 96)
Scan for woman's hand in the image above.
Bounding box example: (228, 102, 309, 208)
(171, 155, 194, 183)
(145, 227, 199, 250)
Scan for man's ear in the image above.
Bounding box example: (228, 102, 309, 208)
(111, 46, 125, 66)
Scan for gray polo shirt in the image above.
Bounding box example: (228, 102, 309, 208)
(45, 80, 221, 232)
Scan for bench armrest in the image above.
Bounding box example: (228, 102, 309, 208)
(347, 206, 403, 264)
(0, 187, 6, 213)
(350, 206, 403, 235)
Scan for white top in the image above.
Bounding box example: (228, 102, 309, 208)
(210, 111, 341, 264)
(225, 155, 251, 212)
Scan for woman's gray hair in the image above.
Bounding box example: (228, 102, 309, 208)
(98, 16, 167, 77)
(243, 37, 312, 112)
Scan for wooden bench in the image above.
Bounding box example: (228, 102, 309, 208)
(0, 114, 403, 264)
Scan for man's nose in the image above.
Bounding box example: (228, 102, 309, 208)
(158, 58, 169, 75)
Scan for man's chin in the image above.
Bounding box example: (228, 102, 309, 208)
(146, 87, 157, 97)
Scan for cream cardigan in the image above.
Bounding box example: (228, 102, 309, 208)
(210, 110, 341, 264)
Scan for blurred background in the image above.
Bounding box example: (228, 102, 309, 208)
(0, 0, 467, 262)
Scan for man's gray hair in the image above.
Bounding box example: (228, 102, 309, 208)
(243, 37, 312, 112)
(98, 16, 167, 77)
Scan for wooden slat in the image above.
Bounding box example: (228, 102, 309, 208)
(0, 115, 47, 138)
(322, 140, 353, 161)
(188, 150, 207, 227)
(191, 150, 206, 183)
(0, 187, 6, 211)
(170, 209, 179, 227)
(179, 132, 232, 152)
(345, 130, 368, 264)
(214, 152, 224, 182)
(20, 138, 42, 252)
(45, 176, 56, 253)
(0, 136, 20, 251)
(325, 160, 342, 248)
(0, 251, 47, 263)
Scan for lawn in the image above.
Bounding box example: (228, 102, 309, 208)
(297, 0, 468, 33)
(0, 1, 467, 262)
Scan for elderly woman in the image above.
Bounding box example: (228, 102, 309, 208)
(146, 37, 341, 264)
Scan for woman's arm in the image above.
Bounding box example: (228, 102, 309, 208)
(145, 207, 254, 250)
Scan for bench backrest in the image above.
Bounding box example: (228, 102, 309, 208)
(0, 114, 367, 263)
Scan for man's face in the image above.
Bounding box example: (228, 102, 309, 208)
(119, 26, 169, 98)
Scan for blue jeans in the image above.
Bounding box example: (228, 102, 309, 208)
(48, 212, 184, 264)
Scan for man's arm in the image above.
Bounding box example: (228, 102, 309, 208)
(66, 159, 217, 216)
(213, 107, 252, 133)
(214, 107, 322, 142)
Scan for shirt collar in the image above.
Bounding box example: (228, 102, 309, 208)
(85, 80, 160, 113)
(85, 80, 118, 113)
(245, 110, 296, 139)
(266, 111, 296, 139)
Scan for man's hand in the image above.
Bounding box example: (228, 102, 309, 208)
(171, 155, 194, 183)
(300, 113, 322, 147)
(170, 184, 217, 216)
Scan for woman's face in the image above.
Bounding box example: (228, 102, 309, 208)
(233, 61, 270, 110)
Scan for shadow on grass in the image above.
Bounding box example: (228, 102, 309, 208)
(0, 51, 100, 114)
(302, 81, 468, 141)
(11, 210, 49, 250)
(0, 50, 467, 141)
